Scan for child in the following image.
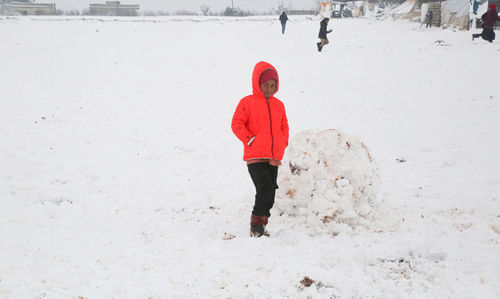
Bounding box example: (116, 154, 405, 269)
(425, 10, 433, 28)
(231, 61, 289, 237)
(317, 18, 332, 52)
(473, 4, 500, 42)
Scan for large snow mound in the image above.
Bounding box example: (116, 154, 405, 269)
(276, 129, 380, 235)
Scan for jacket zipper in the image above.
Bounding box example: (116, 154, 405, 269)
(266, 97, 274, 159)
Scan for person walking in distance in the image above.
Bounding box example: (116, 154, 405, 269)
(231, 61, 289, 237)
(317, 18, 332, 52)
(279, 11, 288, 34)
(473, 4, 500, 42)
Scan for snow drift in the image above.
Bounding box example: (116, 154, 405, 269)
(276, 129, 380, 235)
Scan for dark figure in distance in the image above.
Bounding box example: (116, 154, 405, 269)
(426, 10, 433, 28)
(279, 11, 288, 34)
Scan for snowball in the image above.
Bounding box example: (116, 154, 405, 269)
(276, 129, 380, 235)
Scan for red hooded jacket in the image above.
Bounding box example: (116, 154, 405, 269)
(231, 61, 289, 161)
(482, 5, 500, 28)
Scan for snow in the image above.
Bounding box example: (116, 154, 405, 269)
(277, 129, 380, 235)
(1, 15, 500, 298)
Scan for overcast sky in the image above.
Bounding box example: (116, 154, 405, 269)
(50, 0, 317, 12)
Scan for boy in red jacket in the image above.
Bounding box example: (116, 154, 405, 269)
(231, 61, 289, 237)
(473, 4, 500, 42)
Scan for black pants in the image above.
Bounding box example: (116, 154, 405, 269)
(247, 163, 278, 217)
(473, 28, 495, 42)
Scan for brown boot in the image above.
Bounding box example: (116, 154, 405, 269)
(250, 214, 268, 237)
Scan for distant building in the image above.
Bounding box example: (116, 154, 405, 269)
(89, 1, 139, 16)
(0, 1, 56, 15)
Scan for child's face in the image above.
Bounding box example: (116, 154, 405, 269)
(260, 79, 277, 98)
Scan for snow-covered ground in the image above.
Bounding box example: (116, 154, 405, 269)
(1, 15, 499, 298)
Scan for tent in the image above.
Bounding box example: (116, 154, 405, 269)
(392, 0, 474, 30)
(391, 0, 420, 21)
(440, 0, 470, 30)
(325, 1, 368, 18)
(351, 1, 368, 17)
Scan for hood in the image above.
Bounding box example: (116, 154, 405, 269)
(252, 61, 279, 98)
(490, 3, 496, 11)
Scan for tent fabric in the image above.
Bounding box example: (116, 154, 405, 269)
(421, 3, 429, 23)
(441, 0, 470, 29)
(392, 0, 417, 15)
(441, 0, 470, 17)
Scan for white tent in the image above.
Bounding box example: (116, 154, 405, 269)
(391, 0, 420, 21)
(441, 0, 470, 29)
(421, 3, 430, 23)
(392, 0, 417, 15)
(351, 1, 368, 17)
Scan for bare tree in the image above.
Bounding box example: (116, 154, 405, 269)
(200, 4, 210, 16)
(273, 0, 288, 14)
